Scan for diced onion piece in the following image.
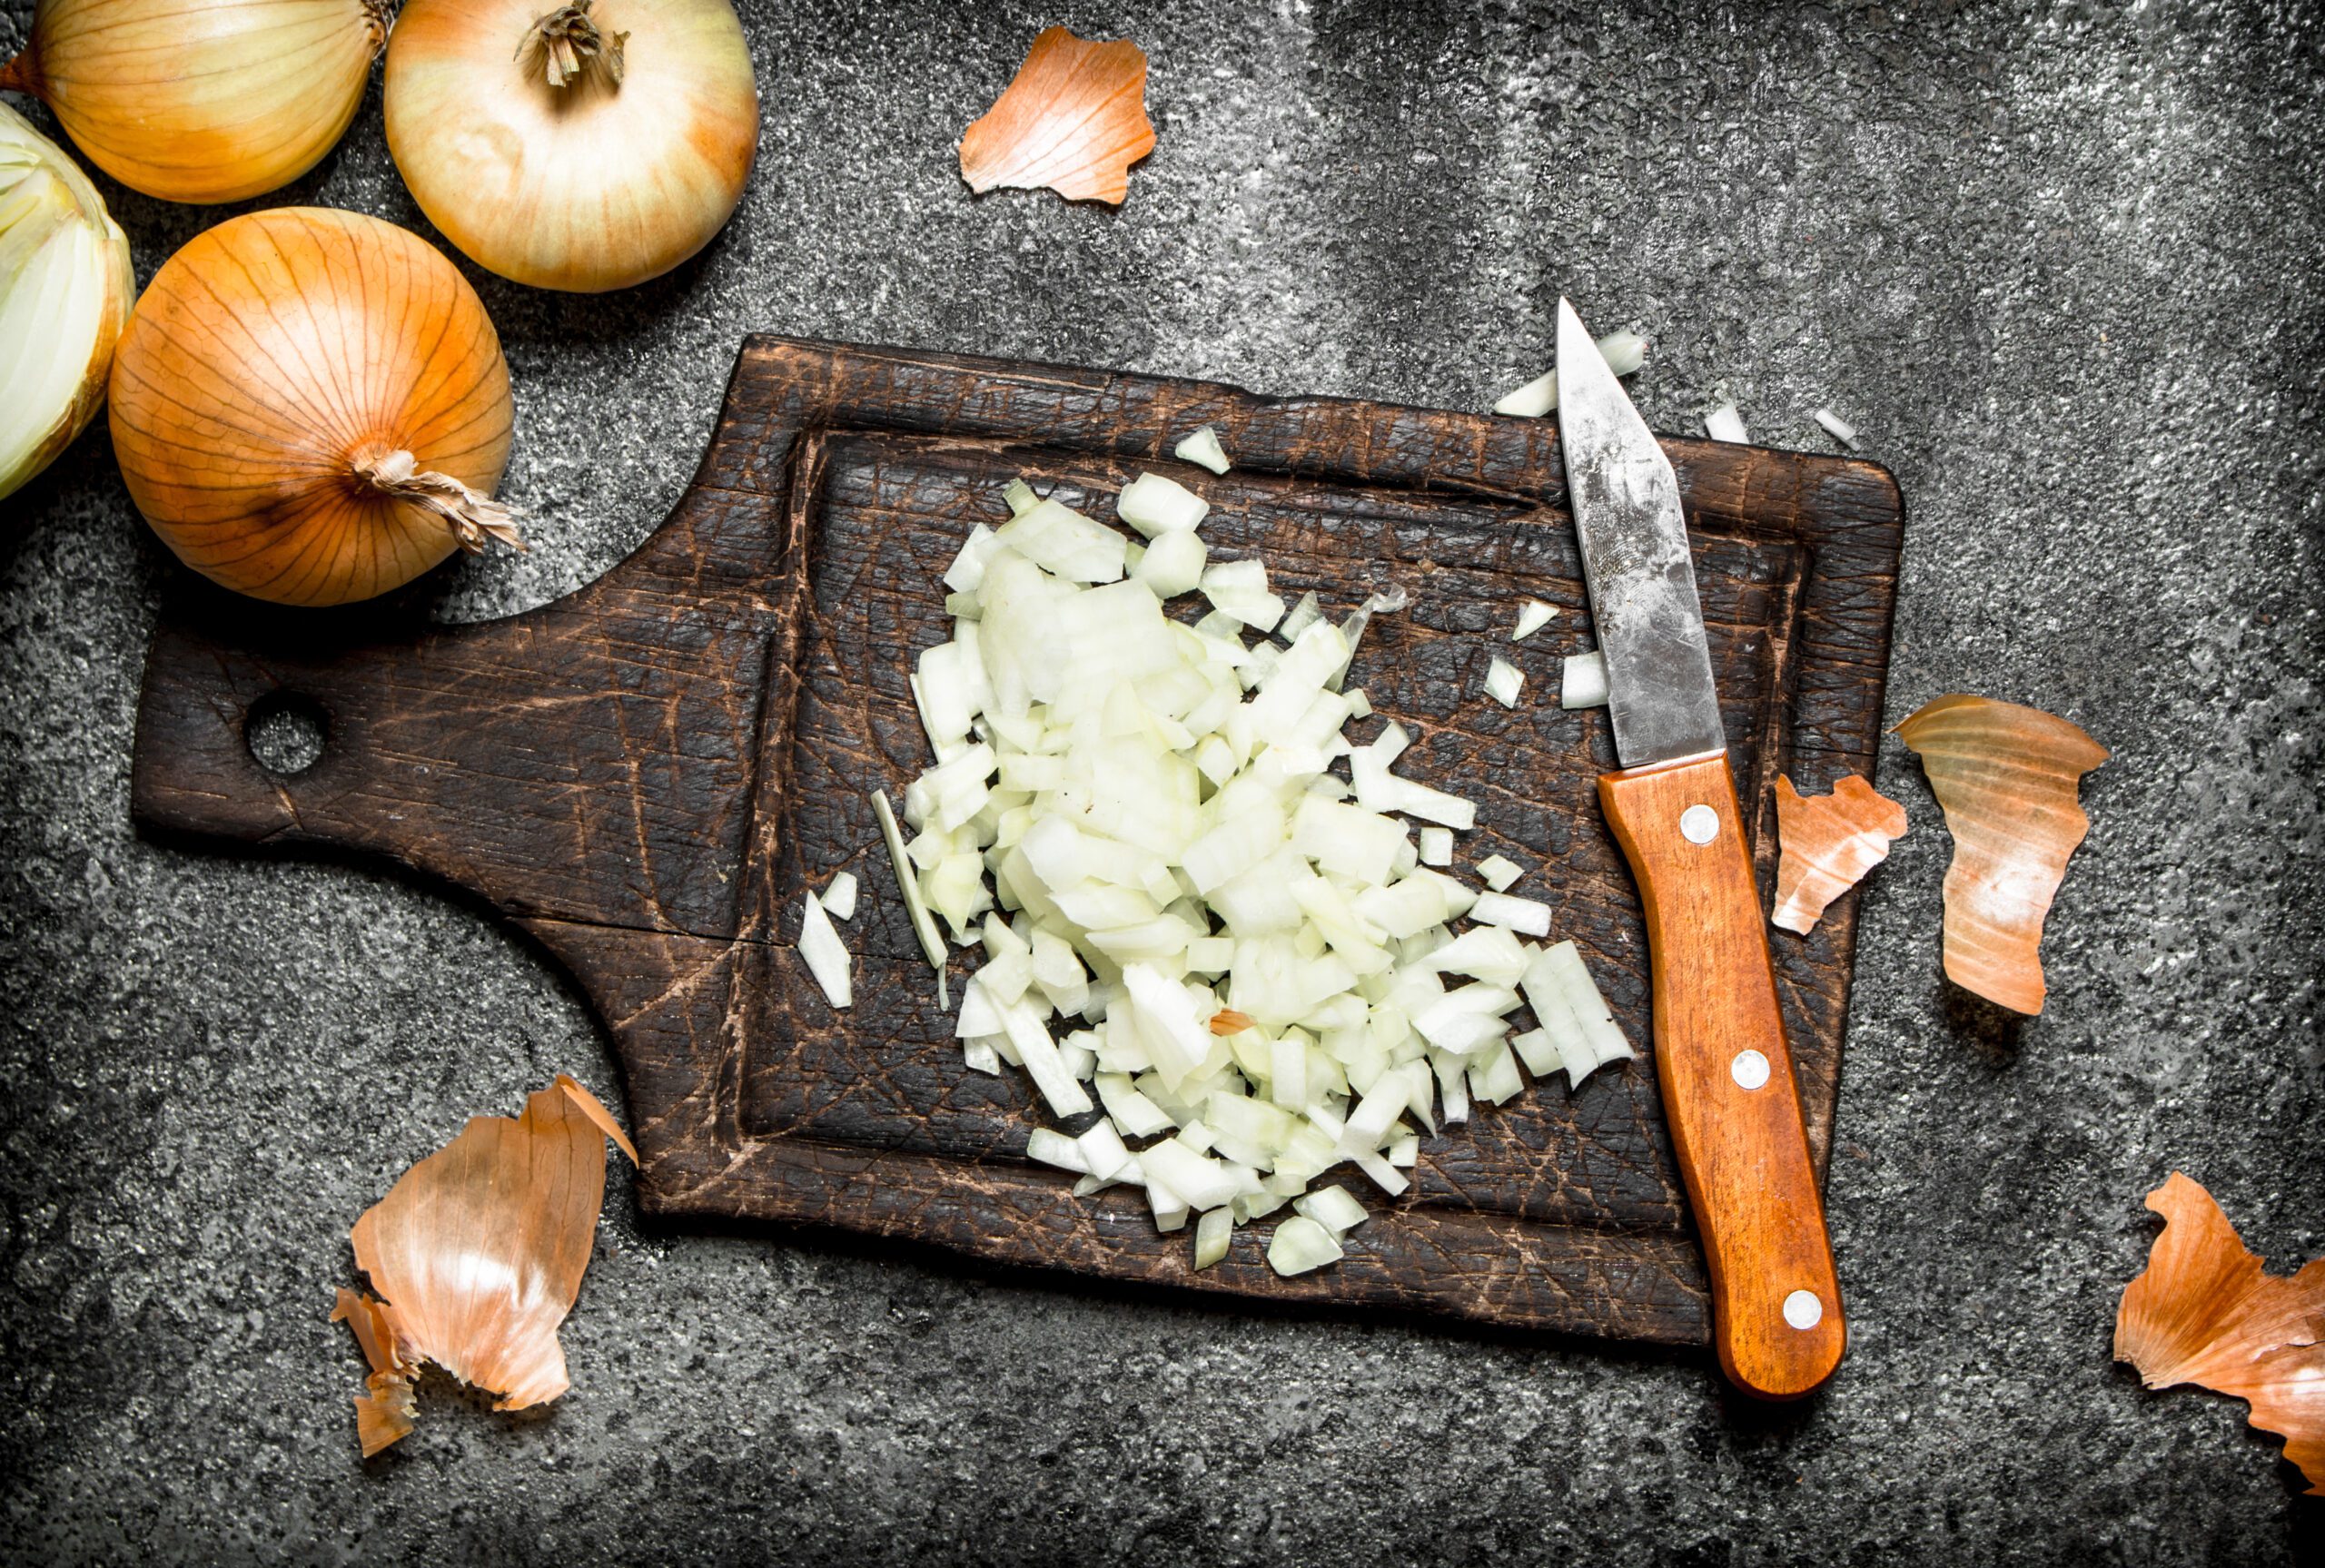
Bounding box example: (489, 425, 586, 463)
(1537, 940, 1634, 1067)
(1561, 650, 1609, 710)
(797, 891, 852, 1009)
(1484, 657, 1524, 708)
(1704, 402, 1748, 444)
(1521, 941, 1633, 1084)
(1419, 826, 1453, 867)
(1173, 425, 1232, 475)
(1475, 853, 1523, 892)
(1331, 587, 1407, 691)
(1192, 1206, 1232, 1268)
(872, 791, 949, 1007)
(1266, 1216, 1345, 1276)
(1426, 925, 1530, 985)
(1293, 1184, 1368, 1235)
(1142, 1138, 1238, 1211)
(1814, 407, 1860, 449)
(823, 872, 858, 921)
(1095, 1072, 1176, 1139)
(1469, 1039, 1525, 1104)
(1027, 1127, 1088, 1173)
(1469, 891, 1551, 937)
(1002, 478, 1040, 517)
(1512, 600, 1555, 641)
(995, 498, 1128, 582)
(1116, 472, 1211, 537)
(1491, 329, 1648, 418)
(945, 523, 1002, 591)
(1076, 1119, 1134, 1181)
(1136, 528, 1208, 597)
(1201, 557, 1284, 632)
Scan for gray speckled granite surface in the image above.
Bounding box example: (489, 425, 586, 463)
(2, 2, 2320, 1563)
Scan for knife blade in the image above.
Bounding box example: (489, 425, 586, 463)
(1555, 298, 1846, 1400)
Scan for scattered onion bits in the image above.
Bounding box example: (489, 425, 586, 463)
(383, 0, 758, 292)
(109, 208, 519, 608)
(0, 0, 386, 203)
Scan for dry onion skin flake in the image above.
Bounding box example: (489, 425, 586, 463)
(109, 208, 519, 606)
(891, 471, 1634, 1277)
(0, 101, 132, 501)
(957, 25, 1157, 206)
(1895, 694, 2107, 1014)
(2115, 1172, 2324, 1494)
(1770, 774, 1909, 936)
(385, 0, 758, 292)
(335, 1074, 637, 1457)
(1, 0, 384, 203)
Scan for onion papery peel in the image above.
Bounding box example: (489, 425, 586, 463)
(1770, 774, 1908, 935)
(334, 1074, 636, 1456)
(958, 25, 1157, 205)
(2114, 1172, 2325, 1494)
(1895, 694, 2106, 1015)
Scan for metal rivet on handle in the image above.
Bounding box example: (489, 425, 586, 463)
(1731, 1049, 1769, 1090)
(1783, 1289, 1825, 1331)
(1679, 804, 1718, 843)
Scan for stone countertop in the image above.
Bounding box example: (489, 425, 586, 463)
(1, 2, 2319, 1563)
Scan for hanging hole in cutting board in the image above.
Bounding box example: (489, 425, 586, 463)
(244, 691, 328, 776)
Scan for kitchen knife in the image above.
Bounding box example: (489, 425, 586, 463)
(1555, 299, 1845, 1399)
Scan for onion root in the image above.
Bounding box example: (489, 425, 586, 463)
(521, 0, 627, 89)
(353, 449, 527, 554)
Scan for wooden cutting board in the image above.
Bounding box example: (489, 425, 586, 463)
(130, 337, 1903, 1348)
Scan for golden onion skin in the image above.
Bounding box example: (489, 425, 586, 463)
(4, 0, 386, 204)
(385, 0, 758, 292)
(109, 208, 514, 607)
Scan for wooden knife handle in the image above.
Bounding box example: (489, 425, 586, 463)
(1599, 752, 1845, 1399)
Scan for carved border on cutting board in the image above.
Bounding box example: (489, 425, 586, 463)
(632, 339, 1901, 1345)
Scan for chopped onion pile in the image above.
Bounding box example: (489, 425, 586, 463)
(888, 469, 1634, 1276)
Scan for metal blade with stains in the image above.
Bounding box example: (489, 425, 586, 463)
(1554, 298, 1726, 768)
(1558, 298, 1847, 1402)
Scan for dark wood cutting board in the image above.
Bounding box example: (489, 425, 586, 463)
(130, 337, 1903, 1348)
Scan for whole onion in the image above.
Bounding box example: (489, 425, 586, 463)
(109, 208, 519, 607)
(384, 0, 758, 293)
(0, 0, 385, 204)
